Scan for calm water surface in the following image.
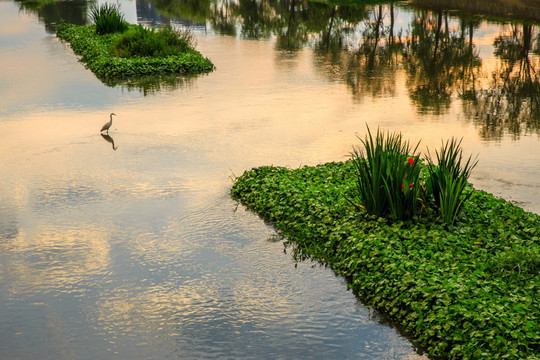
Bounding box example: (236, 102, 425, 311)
(1, 0, 540, 359)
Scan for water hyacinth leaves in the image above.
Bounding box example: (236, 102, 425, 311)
(349, 126, 422, 220)
(427, 138, 478, 226)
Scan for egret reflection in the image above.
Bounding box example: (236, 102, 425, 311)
(101, 134, 118, 150)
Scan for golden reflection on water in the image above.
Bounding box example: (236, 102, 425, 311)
(2, 0, 540, 358)
(1, 226, 110, 296)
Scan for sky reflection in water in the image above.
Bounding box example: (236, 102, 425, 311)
(1, 0, 540, 359)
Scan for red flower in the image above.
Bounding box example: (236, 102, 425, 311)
(408, 157, 414, 166)
(402, 183, 414, 191)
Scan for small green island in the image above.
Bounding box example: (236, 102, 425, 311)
(231, 129, 540, 359)
(56, 4, 214, 83)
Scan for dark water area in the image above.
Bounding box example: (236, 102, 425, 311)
(1, 0, 540, 359)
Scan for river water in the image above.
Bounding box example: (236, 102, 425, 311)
(1, 0, 539, 359)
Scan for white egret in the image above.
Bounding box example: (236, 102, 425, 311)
(100, 113, 116, 134)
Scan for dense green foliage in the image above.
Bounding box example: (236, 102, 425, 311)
(90, 3, 128, 35)
(350, 127, 422, 220)
(231, 161, 540, 359)
(427, 138, 478, 226)
(110, 25, 196, 58)
(56, 23, 214, 81)
(350, 128, 477, 225)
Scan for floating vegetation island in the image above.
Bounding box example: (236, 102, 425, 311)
(57, 23, 214, 82)
(231, 132, 540, 359)
(56, 5, 214, 83)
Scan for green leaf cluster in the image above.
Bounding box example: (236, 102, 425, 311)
(350, 127, 477, 226)
(427, 138, 478, 226)
(231, 162, 540, 359)
(56, 23, 214, 81)
(350, 126, 423, 220)
(110, 25, 196, 58)
(90, 3, 129, 35)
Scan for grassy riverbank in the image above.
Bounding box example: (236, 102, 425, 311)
(56, 23, 214, 82)
(231, 161, 540, 359)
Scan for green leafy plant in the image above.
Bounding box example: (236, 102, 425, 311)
(56, 23, 214, 80)
(90, 3, 128, 35)
(427, 138, 478, 226)
(110, 25, 196, 58)
(349, 126, 422, 220)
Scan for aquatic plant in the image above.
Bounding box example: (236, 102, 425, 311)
(349, 126, 423, 220)
(349, 127, 478, 226)
(427, 137, 478, 226)
(90, 3, 128, 35)
(110, 25, 196, 58)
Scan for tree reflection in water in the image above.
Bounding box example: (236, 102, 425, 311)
(273, 0, 309, 52)
(25, 0, 540, 138)
(104, 74, 198, 95)
(463, 24, 540, 140)
(152, 0, 210, 24)
(343, 4, 402, 101)
(146, 0, 540, 139)
(403, 10, 482, 114)
(15, 0, 89, 33)
(209, 0, 237, 36)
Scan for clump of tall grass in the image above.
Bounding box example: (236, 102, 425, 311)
(427, 138, 478, 226)
(90, 3, 128, 35)
(350, 126, 423, 220)
(110, 25, 196, 58)
(350, 127, 478, 225)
